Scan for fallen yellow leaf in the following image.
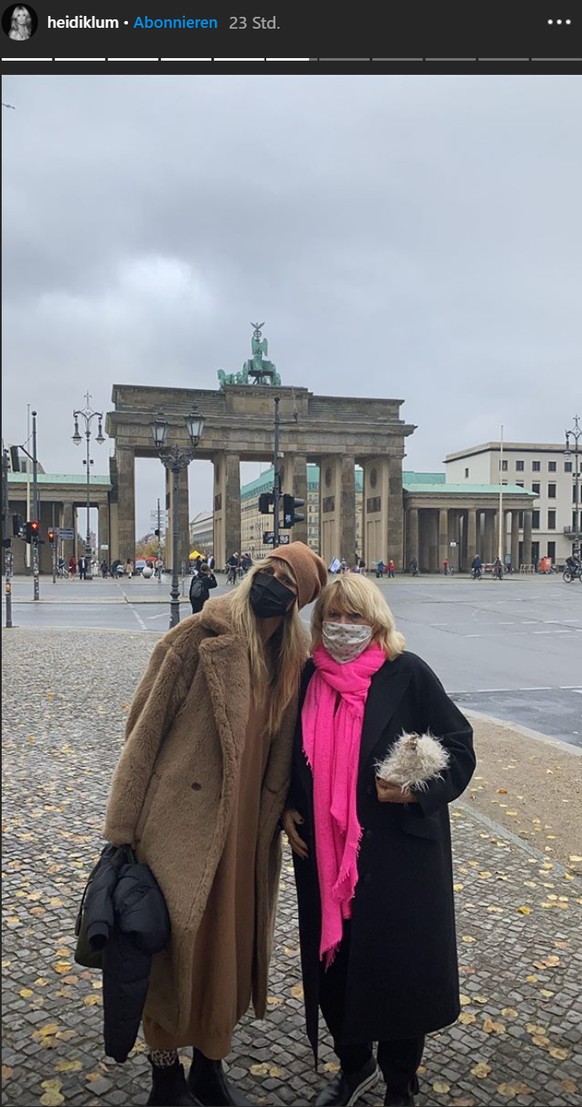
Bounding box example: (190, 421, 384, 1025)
(459, 994, 472, 1006)
(483, 1018, 505, 1034)
(471, 1062, 491, 1078)
(290, 983, 303, 999)
(458, 1012, 476, 1024)
(323, 1062, 340, 1073)
(539, 989, 555, 997)
(501, 1008, 518, 1018)
(526, 1024, 546, 1036)
(249, 1063, 269, 1076)
(525, 975, 538, 983)
(560, 1080, 578, 1094)
(532, 1035, 551, 1047)
(432, 1081, 450, 1094)
(54, 1061, 83, 1073)
(461, 935, 476, 943)
(517, 905, 531, 915)
(266, 996, 283, 1007)
(2, 1066, 13, 1081)
(548, 1046, 569, 1060)
(39, 1095, 64, 1106)
(19, 988, 33, 998)
(52, 962, 72, 975)
(568, 855, 582, 862)
(268, 1067, 284, 1078)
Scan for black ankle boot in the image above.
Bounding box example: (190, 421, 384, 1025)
(146, 1057, 201, 1106)
(188, 1049, 253, 1106)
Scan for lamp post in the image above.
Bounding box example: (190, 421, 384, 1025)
(151, 410, 205, 629)
(565, 414, 581, 559)
(72, 393, 105, 580)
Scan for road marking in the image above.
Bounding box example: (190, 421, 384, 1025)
(464, 634, 482, 638)
(499, 621, 515, 624)
(129, 606, 148, 631)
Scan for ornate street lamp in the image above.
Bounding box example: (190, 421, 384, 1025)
(72, 393, 105, 580)
(565, 414, 581, 558)
(151, 410, 205, 628)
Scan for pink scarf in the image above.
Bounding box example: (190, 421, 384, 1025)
(302, 642, 387, 966)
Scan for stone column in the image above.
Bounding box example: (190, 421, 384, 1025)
(407, 507, 419, 570)
(362, 458, 389, 568)
(320, 455, 354, 566)
(438, 508, 449, 569)
(467, 508, 477, 563)
(282, 453, 308, 546)
(212, 453, 240, 569)
(340, 457, 356, 564)
(61, 502, 74, 560)
(484, 510, 495, 563)
(98, 503, 110, 565)
(511, 510, 520, 570)
(387, 456, 404, 570)
(115, 446, 135, 563)
(523, 510, 533, 566)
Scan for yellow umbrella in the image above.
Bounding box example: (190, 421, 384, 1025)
(189, 550, 203, 560)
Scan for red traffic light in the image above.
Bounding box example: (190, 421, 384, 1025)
(48, 529, 57, 543)
(31, 520, 40, 535)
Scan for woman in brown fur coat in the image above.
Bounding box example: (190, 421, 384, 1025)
(104, 541, 327, 1107)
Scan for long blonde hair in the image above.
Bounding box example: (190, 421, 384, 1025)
(311, 574, 406, 658)
(228, 559, 310, 735)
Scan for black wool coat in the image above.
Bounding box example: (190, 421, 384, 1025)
(288, 651, 476, 1059)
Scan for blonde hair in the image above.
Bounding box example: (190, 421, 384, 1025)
(227, 558, 309, 735)
(311, 574, 406, 658)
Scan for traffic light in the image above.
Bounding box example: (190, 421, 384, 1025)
(282, 494, 305, 528)
(25, 520, 41, 543)
(258, 492, 274, 514)
(154, 528, 160, 537)
(48, 528, 57, 543)
(12, 513, 23, 537)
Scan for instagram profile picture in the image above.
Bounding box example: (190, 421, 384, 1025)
(2, 4, 38, 40)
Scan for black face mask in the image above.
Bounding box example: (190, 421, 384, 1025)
(249, 572, 296, 618)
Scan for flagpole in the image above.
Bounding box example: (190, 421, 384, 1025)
(498, 424, 504, 561)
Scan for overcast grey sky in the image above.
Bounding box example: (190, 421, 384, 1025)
(2, 75, 581, 538)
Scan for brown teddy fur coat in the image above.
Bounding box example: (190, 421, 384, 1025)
(103, 596, 299, 1040)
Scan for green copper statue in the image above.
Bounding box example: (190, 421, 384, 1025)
(217, 323, 281, 388)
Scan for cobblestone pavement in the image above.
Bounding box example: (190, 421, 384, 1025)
(2, 629, 581, 1107)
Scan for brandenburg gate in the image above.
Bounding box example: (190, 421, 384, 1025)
(105, 330, 415, 569)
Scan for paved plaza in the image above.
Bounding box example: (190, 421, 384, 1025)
(2, 625, 581, 1107)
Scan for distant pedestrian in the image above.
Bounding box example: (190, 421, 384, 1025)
(376, 560, 385, 579)
(442, 559, 449, 575)
(471, 555, 482, 580)
(207, 555, 215, 572)
(189, 562, 218, 614)
(409, 558, 418, 577)
(78, 556, 87, 580)
(100, 560, 109, 578)
(68, 554, 77, 577)
(125, 558, 134, 579)
(387, 559, 395, 578)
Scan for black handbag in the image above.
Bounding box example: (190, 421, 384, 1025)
(74, 844, 136, 968)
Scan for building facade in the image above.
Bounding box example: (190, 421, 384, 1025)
(444, 441, 580, 565)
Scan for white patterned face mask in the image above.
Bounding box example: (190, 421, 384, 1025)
(321, 621, 373, 663)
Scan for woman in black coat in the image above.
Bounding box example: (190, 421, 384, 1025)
(283, 575, 475, 1107)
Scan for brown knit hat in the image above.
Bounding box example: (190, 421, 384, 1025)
(267, 541, 328, 610)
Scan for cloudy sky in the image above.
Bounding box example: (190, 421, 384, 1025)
(2, 74, 581, 538)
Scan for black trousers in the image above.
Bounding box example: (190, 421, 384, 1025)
(318, 926, 424, 1097)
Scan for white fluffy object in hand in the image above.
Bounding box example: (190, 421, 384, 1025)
(375, 731, 449, 792)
